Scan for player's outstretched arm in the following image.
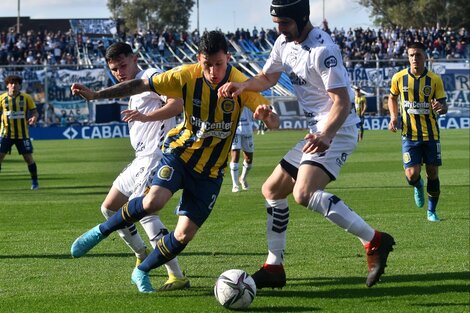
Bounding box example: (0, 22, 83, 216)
(71, 78, 150, 101)
(254, 104, 280, 130)
(121, 97, 184, 122)
(218, 71, 282, 98)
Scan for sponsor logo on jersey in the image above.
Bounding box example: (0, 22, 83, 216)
(157, 165, 174, 181)
(193, 99, 201, 107)
(191, 116, 233, 140)
(289, 72, 306, 86)
(324, 56, 337, 68)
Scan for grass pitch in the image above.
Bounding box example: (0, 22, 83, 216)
(0, 129, 468, 313)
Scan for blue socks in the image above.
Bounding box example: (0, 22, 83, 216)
(427, 178, 440, 213)
(138, 231, 186, 272)
(99, 196, 147, 236)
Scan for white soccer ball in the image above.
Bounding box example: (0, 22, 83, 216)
(214, 269, 257, 310)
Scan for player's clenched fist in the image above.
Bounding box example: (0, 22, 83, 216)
(71, 83, 96, 100)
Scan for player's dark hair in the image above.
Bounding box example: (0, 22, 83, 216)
(407, 41, 426, 51)
(4, 75, 22, 85)
(105, 42, 134, 63)
(198, 31, 228, 55)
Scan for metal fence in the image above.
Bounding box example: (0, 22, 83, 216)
(1, 58, 468, 127)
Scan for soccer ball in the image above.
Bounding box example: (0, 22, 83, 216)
(214, 269, 256, 310)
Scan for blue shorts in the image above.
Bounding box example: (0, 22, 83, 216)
(0, 137, 34, 155)
(152, 153, 222, 227)
(402, 139, 442, 168)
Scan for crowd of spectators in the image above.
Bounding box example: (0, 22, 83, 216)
(0, 19, 468, 68)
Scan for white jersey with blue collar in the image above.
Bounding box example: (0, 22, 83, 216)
(263, 27, 358, 132)
(128, 68, 176, 158)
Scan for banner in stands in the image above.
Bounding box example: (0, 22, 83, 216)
(30, 123, 129, 140)
(51, 100, 89, 122)
(270, 98, 470, 130)
(29, 116, 469, 140)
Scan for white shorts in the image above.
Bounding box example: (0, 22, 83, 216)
(113, 155, 160, 199)
(281, 125, 358, 180)
(231, 134, 254, 153)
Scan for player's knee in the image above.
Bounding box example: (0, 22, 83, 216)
(292, 187, 311, 207)
(173, 229, 194, 245)
(142, 194, 164, 213)
(261, 180, 276, 199)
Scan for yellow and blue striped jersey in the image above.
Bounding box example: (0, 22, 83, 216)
(0, 92, 36, 139)
(390, 68, 446, 141)
(149, 63, 268, 178)
(354, 95, 366, 116)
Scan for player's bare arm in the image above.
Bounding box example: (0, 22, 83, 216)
(28, 108, 38, 126)
(218, 71, 281, 98)
(254, 104, 280, 129)
(71, 78, 150, 100)
(388, 93, 399, 132)
(432, 98, 447, 115)
(303, 87, 351, 154)
(121, 97, 184, 122)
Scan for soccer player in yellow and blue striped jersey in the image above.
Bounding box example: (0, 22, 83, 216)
(70, 30, 280, 292)
(388, 41, 447, 222)
(0, 75, 39, 189)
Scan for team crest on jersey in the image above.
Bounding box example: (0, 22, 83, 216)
(324, 56, 337, 68)
(157, 165, 174, 181)
(221, 98, 235, 113)
(423, 86, 432, 97)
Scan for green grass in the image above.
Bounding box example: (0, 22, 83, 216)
(0, 129, 468, 313)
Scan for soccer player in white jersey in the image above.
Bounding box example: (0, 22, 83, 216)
(230, 107, 255, 192)
(77, 42, 189, 290)
(219, 0, 395, 288)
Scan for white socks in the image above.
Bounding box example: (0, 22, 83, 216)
(240, 160, 252, 182)
(230, 162, 239, 187)
(265, 199, 289, 265)
(307, 190, 374, 244)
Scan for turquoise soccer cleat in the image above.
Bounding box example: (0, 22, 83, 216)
(131, 267, 156, 293)
(427, 211, 440, 222)
(71, 225, 105, 258)
(413, 179, 425, 208)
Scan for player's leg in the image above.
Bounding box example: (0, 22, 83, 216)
(403, 139, 425, 208)
(132, 170, 221, 292)
(0, 137, 12, 173)
(252, 139, 302, 289)
(71, 184, 172, 258)
(18, 139, 38, 190)
(423, 140, 442, 221)
(230, 147, 241, 192)
(295, 125, 394, 287)
(0, 152, 6, 172)
(70, 154, 179, 258)
(251, 163, 295, 289)
(138, 215, 189, 290)
(239, 135, 254, 190)
(132, 215, 197, 293)
(101, 186, 148, 262)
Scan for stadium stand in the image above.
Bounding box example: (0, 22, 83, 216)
(0, 17, 468, 126)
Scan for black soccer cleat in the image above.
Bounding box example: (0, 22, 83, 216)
(251, 264, 286, 289)
(365, 232, 395, 287)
